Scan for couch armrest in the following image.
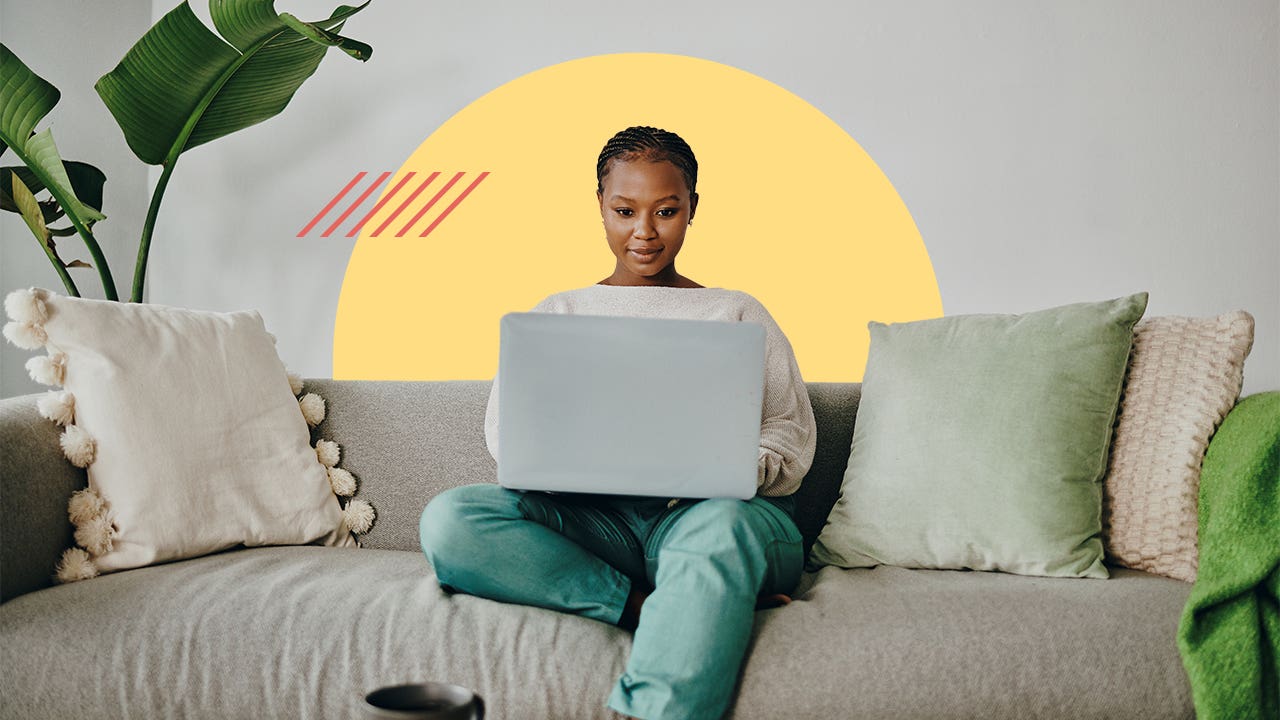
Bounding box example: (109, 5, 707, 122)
(0, 394, 82, 603)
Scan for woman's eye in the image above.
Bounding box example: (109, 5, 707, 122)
(614, 208, 632, 216)
(657, 208, 676, 217)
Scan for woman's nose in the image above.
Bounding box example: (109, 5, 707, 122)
(633, 216, 655, 238)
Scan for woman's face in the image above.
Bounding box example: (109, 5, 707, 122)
(597, 158, 698, 284)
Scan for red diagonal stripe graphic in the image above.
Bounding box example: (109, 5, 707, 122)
(298, 171, 365, 237)
(323, 171, 390, 237)
(371, 172, 441, 237)
(420, 171, 490, 238)
(347, 171, 417, 238)
(397, 171, 465, 237)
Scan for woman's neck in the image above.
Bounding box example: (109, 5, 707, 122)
(598, 272, 704, 288)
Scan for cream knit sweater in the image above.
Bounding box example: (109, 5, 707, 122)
(484, 284, 817, 497)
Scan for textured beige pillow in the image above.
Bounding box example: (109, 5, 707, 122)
(1101, 311, 1254, 582)
(2, 288, 375, 581)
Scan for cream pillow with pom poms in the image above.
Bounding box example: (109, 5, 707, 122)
(3, 287, 372, 581)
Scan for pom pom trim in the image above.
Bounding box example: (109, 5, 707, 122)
(342, 498, 376, 535)
(298, 393, 325, 427)
(4, 287, 49, 324)
(37, 390, 76, 425)
(4, 320, 47, 350)
(327, 466, 357, 497)
(315, 439, 340, 468)
(59, 425, 97, 468)
(74, 515, 115, 556)
(67, 487, 107, 526)
(55, 547, 98, 584)
(26, 352, 67, 386)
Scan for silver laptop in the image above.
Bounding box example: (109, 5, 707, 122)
(497, 312, 765, 499)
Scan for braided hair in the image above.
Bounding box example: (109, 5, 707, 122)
(596, 126, 698, 197)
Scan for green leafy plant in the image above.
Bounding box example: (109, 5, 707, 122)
(1, 0, 372, 302)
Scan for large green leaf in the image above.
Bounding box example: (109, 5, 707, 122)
(95, 0, 371, 166)
(24, 130, 105, 222)
(0, 45, 106, 224)
(0, 45, 60, 148)
(10, 172, 49, 245)
(11, 171, 83, 296)
(1, 161, 107, 217)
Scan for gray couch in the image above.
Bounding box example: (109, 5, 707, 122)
(0, 380, 1194, 719)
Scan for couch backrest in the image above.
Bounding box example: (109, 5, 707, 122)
(0, 396, 83, 603)
(0, 379, 861, 602)
(306, 379, 861, 555)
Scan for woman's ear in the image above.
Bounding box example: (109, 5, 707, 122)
(689, 192, 699, 223)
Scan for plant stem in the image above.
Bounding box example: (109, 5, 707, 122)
(39, 207, 116, 301)
(132, 160, 177, 303)
(37, 235, 81, 297)
(77, 226, 117, 300)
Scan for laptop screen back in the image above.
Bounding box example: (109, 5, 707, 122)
(497, 312, 765, 499)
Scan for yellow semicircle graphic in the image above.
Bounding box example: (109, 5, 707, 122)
(334, 52, 942, 382)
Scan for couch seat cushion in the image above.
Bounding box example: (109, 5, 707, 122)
(0, 547, 1192, 719)
(734, 565, 1194, 719)
(0, 547, 629, 719)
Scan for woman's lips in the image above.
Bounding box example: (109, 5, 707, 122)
(628, 248, 661, 261)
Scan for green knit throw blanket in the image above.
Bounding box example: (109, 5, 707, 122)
(1177, 391, 1280, 720)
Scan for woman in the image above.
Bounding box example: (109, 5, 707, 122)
(419, 125, 817, 720)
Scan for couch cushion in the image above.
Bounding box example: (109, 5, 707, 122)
(0, 546, 630, 719)
(811, 293, 1148, 578)
(735, 565, 1194, 719)
(0, 547, 1192, 719)
(1102, 310, 1254, 582)
(1, 289, 353, 581)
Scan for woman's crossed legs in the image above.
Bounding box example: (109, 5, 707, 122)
(419, 483, 803, 720)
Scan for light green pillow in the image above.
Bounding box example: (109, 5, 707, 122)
(810, 293, 1149, 578)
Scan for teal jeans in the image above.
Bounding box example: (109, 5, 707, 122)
(418, 484, 804, 720)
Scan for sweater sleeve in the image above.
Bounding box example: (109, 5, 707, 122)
(741, 296, 817, 496)
(484, 294, 559, 463)
(484, 373, 500, 463)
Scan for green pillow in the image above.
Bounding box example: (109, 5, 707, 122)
(810, 293, 1149, 578)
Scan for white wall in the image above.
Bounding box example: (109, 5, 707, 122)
(0, 0, 153, 398)
(4, 0, 1277, 397)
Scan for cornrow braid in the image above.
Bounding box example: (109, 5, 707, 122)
(596, 125, 698, 196)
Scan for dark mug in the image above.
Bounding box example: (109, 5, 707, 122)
(362, 683, 485, 720)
